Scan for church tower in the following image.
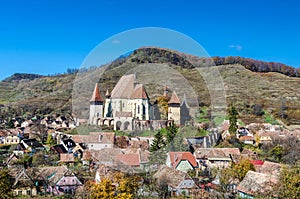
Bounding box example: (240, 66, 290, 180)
(89, 83, 104, 125)
(168, 91, 181, 126)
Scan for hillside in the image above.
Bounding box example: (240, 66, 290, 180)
(0, 47, 299, 125)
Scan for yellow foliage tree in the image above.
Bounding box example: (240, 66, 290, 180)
(156, 96, 169, 119)
(90, 172, 140, 199)
(90, 178, 115, 199)
(232, 158, 255, 181)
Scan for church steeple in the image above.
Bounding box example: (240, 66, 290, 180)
(89, 83, 104, 125)
(90, 83, 103, 103)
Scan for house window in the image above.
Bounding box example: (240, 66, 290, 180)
(137, 105, 140, 114)
(18, 190, 22, 196)
(27, 190, 31, 195)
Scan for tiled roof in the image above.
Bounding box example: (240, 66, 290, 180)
(72, 132, 115, 144)
(90, 83, 104, 102)
(195, 148, 240, 159)
(250, 160, 264, 166)
(237, 171, 278, 196)
(31, 165, 69, 186)
(168, 91, 180, 104)
(115, 153, 140, 167)
(168, 152, 197, 168)
(153, 165, 192, 189)
(60, 153, 75, 162)
(259, 161, 281, 176)
(110, 74, 149, 99)
(239, 136, 255, 141)
(90, 148, 122, 165)
(51, 144, 68, 154)
(111, 74, 135, 99)
(130, 84, 149, 99)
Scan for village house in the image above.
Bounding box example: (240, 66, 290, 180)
(60, 138, 76, 153)
(194, 148, 240, 169)
(20, 138, 45, 153)
(31, 165, 82, 196)
(166, 151, 198, 172)
(154, 165, 199, 197)
(71, 132, 115, 150)
(4, 134, 20, 145)
(10, 168, 37, 197)
(237, 171, 278, 198)
(239, 136, 255, 145)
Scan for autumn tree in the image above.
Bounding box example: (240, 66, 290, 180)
(89, 172, 140, 199)
(0, 169, 13, 198)
(90, 178, 115, 199)
(228, 105, 238, 134)
(232, 158, 255, 181)
(277, 164, 300, 198)
(156, 96, 169, 119)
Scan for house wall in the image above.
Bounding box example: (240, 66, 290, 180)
(4, 136, 20, 145)
(176, 160, 194, 172)
(13, 187, 37, 197)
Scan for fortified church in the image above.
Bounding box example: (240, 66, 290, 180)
(89, 74, 190, 131)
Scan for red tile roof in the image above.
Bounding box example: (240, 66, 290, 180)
(250, 160, 264, 166)
(90, 83, 103, 102)
(239, 136, 255, 141)
(115, 153, 140, 167)
(169, 152, 197, 168)
(168, 91, 180, 104)
(130, 84, 149, 99)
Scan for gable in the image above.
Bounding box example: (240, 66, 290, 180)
(178, 178, 198, 189)
(56, 176, 82, 186)
(176, 160, 194, 171)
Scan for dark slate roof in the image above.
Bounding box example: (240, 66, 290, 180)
(22, 139, 44, 149)
(62, 139, 76, 149)
(51, 144, 68, 154)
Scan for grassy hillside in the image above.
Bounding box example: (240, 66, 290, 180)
(0, 47, 299, 125)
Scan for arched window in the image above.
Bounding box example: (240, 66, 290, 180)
(137, 105, 140, 114)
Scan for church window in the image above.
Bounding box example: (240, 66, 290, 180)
(143, 104, 146, 115)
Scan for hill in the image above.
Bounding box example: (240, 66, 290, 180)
(0, 47, 299, 125)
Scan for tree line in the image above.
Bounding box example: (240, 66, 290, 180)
(211, 56, 300, 77)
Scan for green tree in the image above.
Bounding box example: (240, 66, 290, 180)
(0, 169, 13, 198)
(46, 132, 56, 145)
(165, 122, 178, 144)
(270, 144, 283, 162)
(150, 131, 165, 152)
(228, 105, 238, 134)
(149, 131, 167, 165)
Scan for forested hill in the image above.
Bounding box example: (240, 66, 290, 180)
(211, 56, 299, 77)
(121, 47, 300, 78)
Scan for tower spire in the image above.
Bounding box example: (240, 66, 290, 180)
(90, 83, 103, 103)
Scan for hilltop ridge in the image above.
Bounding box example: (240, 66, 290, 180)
(0, 47, 299, 125)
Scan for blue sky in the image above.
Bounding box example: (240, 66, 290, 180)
(0, 0, 299, 80)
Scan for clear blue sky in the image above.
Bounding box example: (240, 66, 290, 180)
(0, 0, 299, 80)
